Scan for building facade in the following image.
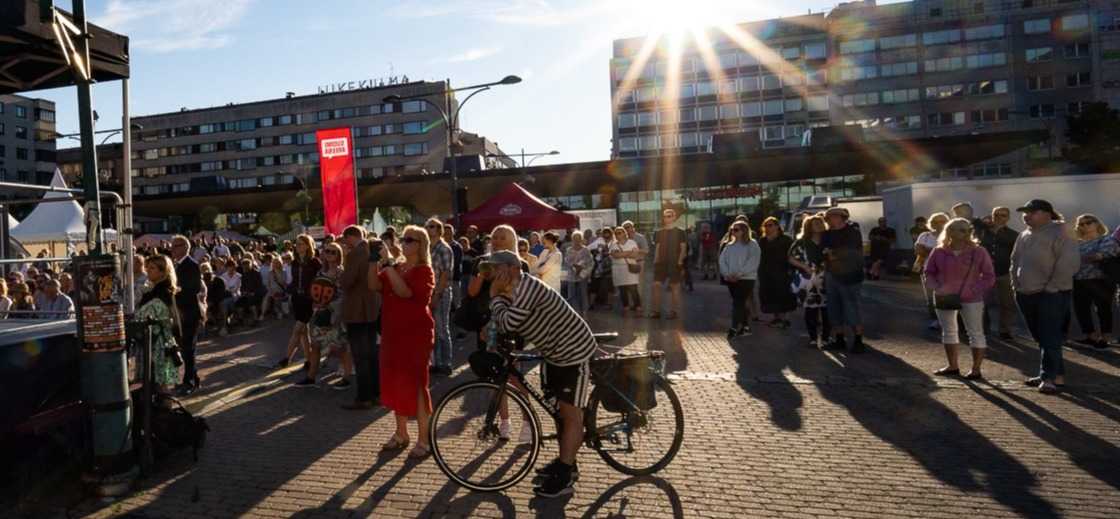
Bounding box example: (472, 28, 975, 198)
(57, 143, 125, 188)
(610, 0, 1119, 182)
(0, 94, 56, 187)
(127, 80, 496, 199)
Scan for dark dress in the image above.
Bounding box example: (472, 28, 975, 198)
(758, 234, 797, 314)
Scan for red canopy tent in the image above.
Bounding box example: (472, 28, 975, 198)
(459, 183, 578, 232)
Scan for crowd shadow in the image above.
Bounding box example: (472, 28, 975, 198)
(579, 476, 684, 519)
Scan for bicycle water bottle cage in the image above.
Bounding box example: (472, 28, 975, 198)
(468, 350, 506, 382)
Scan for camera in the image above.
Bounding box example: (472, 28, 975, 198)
(367, 238, 383, 264)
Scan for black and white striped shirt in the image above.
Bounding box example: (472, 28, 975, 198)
(491, 274, 597, 366)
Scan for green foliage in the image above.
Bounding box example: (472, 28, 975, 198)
(1064, 102, 1120, 173)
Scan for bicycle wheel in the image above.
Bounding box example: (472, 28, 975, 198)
(586, 376, 684, 476)
(429, 381, 542, 492)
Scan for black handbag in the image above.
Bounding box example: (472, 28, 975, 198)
(933, 249, 975, 311)
(454, 293, 490, 332)
(312, 307, 332, 327)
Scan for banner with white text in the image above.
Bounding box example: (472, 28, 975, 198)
(315, 128, 358, 235)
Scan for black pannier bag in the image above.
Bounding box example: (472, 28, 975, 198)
(590, 354, 658, 413)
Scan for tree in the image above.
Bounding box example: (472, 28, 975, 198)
(1064, 102, 1120, 173)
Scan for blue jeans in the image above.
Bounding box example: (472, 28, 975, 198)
(433, 288, 453, 369)
(1016, 290, 1070, 381)
(825, 274, 862, 328)
(567, 280, 588, 315)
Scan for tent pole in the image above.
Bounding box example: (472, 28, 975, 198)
(122, 78, 134, 314)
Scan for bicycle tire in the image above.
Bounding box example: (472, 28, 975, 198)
(586, 376, 684, 476)
(429, 381, 542, 492)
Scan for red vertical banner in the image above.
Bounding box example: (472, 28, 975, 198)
(316, 127, 358, 235)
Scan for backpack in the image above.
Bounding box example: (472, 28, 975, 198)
(146, 394, 210, 461)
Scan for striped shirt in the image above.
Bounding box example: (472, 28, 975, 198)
(491, 274, 597, 366)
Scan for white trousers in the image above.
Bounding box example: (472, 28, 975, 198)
(935, 301, 987, 349)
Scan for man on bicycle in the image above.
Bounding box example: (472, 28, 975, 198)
(486, 250, 597, 498)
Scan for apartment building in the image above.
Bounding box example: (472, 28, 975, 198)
(0, 94, 56, 186)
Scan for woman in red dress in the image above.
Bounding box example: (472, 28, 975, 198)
(368, 225, 436, 458)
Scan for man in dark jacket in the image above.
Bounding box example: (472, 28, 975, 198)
(171, 235, 203, 395)
(339, 226, 381, 409)
(980, 206, 1020, 339)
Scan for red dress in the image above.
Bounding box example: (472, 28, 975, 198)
(378, 265, 436, 417)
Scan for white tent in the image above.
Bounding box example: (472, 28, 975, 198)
(6, 212, 18, 231)
(10, 169, 116, 246)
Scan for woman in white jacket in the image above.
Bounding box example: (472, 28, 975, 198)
(533, 232, 564, 292)
(719, 220, 761, 340)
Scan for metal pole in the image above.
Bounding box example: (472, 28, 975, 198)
(122, 78, 135, 314)
(72, 0, 103, 254)
(521, 148, 526, 168)
(446, 79, 459, 219)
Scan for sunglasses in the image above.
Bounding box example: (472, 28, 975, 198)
(425, 224, 440, 229)
(401, 237, 420, 244)
(763, 223, 776, 228)
(1077, 220, 1096, 226)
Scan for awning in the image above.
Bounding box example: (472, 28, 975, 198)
(459, 183, 578, 232)
(0, 2, 130, 94)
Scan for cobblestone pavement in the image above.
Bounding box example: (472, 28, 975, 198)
(57, 278, 1120, 518)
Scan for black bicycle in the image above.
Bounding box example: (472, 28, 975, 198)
(429, 333, 685, 492)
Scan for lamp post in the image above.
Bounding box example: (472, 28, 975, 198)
(488, 149, 559, 168)
(383, 75, 521, 220)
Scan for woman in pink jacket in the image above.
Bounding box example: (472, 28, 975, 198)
(924, 218, 996, 379)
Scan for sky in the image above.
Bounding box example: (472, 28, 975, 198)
(29, 0, 889, 166)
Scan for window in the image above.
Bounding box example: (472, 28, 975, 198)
(882, 88, 920, 104)
(678, 133, 698, 148)
(926, 112, 964, 127)
(804, 42, 827, 60)
(718, 79, 738, 95)
(842, 92, 879, 107)
(806, 95, 829, 112)
(879, 34, 917, 49)
(1025, 47, 1053, 62)
(366, 125, 383, 137)
(0, 145, 4, 157)
(806, 69, 827, 86)
(660, 134, 679, 149)
(923, 29, 961, 46)
(678, 83, 695, 98)
(639, 135, 659, 150)
(258, 117, 273, 127)
(14, 105, 27, 118)
(839, 65, 878, 81)
(16, 147, 28, 160)
(1061, 14, 1089, 31)
(925, 56, 963, 72)
(840, 39, 875, 54)
(278, 114, 293, 125)
(1024, 18, 1051, 34)
(970, 108, 1009, 123)
(229, 178, 257, 189)
(0, 123, 4, 135)
(333, 107, 357, 119)
(1029, 104, 1055, 118)
(618, 113, 636, 128)
(965, 52, 1006, 69)
(741, 102, 762, 117)
(637, 86, 659, 102)
(719, 104, 738, 119)
(964, 24, 1005, 40)
(402, 121, 426, 134)
(403, 143, 427, 156)
(738, 52, 759, 66)
(696, 81, 716, 97)
(781, 46, 800, 59)
(637, 111, 657, 126)
(618, 137, 638, 152)
(1068, 101, 1086, 114)
(300, 132, 316, 144)
(1067, 72, 1091, 87)
(238, 138, 257, 150)
(718, 52, 739, 69)
(277, 134, 295, 145)
(238, 158, 257, 170)
(402, 100, 426, 113)
(1027, 75, 1055, 90)
(784, 98, 803, 112)
(967, 79, 1008, 95)
(845, 118, 880, 128)
(200, 160, 222, 172)
(698, 105, 718, 121)
(739, 76, 759, 92)
(660, 110, 678, 125)
(763, 126, 784, 141)
(761, 75, 781, 90)
(35, 109, 55, 122)
(199, 123, 215, 134)
(15, 126, 27, 139)
(1064, 42, 1090, 58)
(880, 62, 917, 77)
(763, 100, 784, 116)
(679, 107, 696, 122)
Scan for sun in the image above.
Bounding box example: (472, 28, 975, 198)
(626, 0, 727, 41)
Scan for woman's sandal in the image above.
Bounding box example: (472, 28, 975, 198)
(407, 444, 431, 459)
(933, 367, 960, 376)
(381, 435, 409, 451)
(963, 371, 983, 380)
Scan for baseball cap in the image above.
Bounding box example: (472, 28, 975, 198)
(825, 207, 850, 218)
(480, 250, 520, 268)
(1016, 199, 1055, 215)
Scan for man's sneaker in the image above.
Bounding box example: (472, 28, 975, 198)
(737, 325, 753, 337)
(518, 424, 534, 444)
(726, 328, 738, 341)
(534, 459, 579, 483)
(293, 378, 317, 388)
(532, 467, 575, 498)
(498, 420, 511, 440)
(827, 336, 846, 351)
(330, 378, 352, 391)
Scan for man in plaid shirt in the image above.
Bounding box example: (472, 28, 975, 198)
(426, 217, 455, 375)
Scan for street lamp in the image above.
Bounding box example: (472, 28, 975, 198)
(487, 149, 559, 168)
(383, 75, 522, 220)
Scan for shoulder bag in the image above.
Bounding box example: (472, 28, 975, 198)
(933, 248, 975, 311)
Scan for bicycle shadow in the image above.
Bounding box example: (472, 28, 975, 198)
(578, 475, 684, 519)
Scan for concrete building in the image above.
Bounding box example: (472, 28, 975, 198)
(127, 80, 507, 201)
(57, 142, 125, 188)
(609, 0, 1119, 180)
(0, 93, 56, 186)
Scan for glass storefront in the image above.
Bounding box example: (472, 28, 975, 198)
(547, 174, 872, 232)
